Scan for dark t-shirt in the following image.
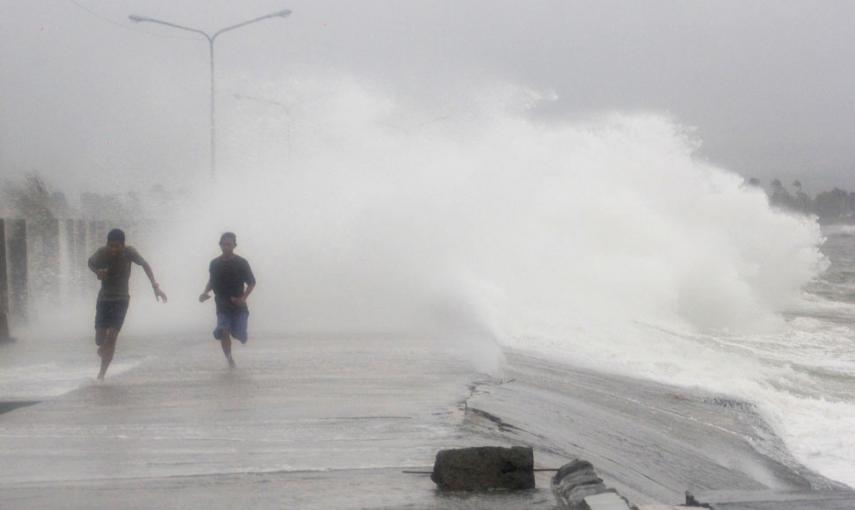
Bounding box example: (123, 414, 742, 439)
(88, 246, 147, 302)
(209, 255, 256, 313)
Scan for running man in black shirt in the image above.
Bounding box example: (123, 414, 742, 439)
(199, 232, 256, 368)
(88, 228, 168, 380)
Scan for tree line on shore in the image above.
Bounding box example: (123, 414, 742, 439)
(747, 178, 855, 223)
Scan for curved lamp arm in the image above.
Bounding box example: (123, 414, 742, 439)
(213, 9, 291, 40)
(128, 15, 212, 40)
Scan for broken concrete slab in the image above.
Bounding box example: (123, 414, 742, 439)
(552, 459, 609, 509)
(584, 491, 636, 510)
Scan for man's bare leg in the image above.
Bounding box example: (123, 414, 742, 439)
(97, 328, 119, 380)
(95, 328, 107, 379)
(95, 329, 107, 352)
(220, 331, 236, 369)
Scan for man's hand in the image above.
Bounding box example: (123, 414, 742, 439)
(96, 269, 108, 281)
(152, 284, 168, 303)
(230, 296, 246, 307)
(199, 292, 211, 303)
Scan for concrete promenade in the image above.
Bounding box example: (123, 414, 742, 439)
(1, 334, 853, 509)
(0, 335, 555, 509)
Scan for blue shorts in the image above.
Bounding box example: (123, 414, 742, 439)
(213, 309, 249, 343)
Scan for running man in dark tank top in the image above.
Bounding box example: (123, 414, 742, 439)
(87, 228, 168, 380)
(199, 232, 256, 369)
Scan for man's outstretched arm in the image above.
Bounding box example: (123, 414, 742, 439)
(141, 261, 168, 302)
(131, 248, 167, 302)
(199, 279, 213, 302)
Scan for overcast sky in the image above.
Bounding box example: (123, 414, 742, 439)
(2, 0, 854, 193)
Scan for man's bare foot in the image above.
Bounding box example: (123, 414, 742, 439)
(97, 373, 105, 380)
(227, 356, 236, 369)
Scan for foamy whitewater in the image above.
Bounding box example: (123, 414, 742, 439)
(15, 77, 855, 488)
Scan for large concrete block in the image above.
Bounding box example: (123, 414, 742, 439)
(431, 446, 535, 491)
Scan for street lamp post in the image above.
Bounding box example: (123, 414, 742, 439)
(129, 9, 292, 179)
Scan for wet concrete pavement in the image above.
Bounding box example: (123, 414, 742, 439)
(1, 335, 853, 509)
(0, 335, 556, 509)
(464, 352, 855, 509)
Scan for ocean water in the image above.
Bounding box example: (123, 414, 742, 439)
(506, 224, 855, 489)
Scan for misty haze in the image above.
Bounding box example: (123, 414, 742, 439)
(2, 2, 855, 509)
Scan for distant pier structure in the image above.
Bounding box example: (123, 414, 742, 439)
(0, 217, 118, 342)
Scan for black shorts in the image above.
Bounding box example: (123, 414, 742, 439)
(95, 299, 129, 331)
